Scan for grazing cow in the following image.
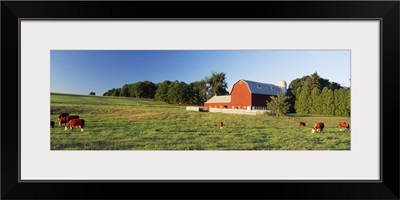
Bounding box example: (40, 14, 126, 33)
(298, 122, 306, 128)
(219, 121, 224, 129)
(312, 122, 325, 133)
(50, 120, 55, 128)
(58, 113, 69, 120)
(65, 119, 85, 132)
(59, 115, 79, 126)
(339, 122, 350, 131)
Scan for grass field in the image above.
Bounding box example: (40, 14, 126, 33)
(50, 93, 351, 150)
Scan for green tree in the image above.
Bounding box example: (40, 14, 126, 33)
(89, 91, 96, 95)
(319, 87, 330, 115)
(188, 80, 208, 105)
(204, 71, 229, 99)
(334, 88, 350, 117)
(120, 84, 131, 97)
(314, 90, 324, 115)
(167, 81, 190, 104)
(285, 88, 296, 113)
(155, 80, 172, 102)
(329, 82, 342, 90)
(288, 72, 345, 114)
(267, 92, 291, 117)
(288, 75, 309, 96)
(112, 88, 121, 96)
(131, 82, 145, 98)
(309, 87, 321, 114)
(324, 88, 335, 116)
(103, 88, 116, 96)
(142, 80, 157, 98)
(307, 71, 322, 92)
(294, 84, 311, 114)
(346, 89, 351, 116)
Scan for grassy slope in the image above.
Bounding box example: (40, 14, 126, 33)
(50, 93, 351, 150)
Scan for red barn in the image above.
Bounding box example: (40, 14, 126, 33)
(204, 79, 287, 110)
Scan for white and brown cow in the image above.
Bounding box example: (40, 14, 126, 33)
(65, 118, 85, 132)
(298, 122, 306, 128)
(58, 113, 69, 120)
(311, 122, 325, 133)
(339, 121, 350, 131)
(59, 115, 79, 126)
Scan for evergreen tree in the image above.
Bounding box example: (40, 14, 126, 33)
(285, 88, 296, 113)
(288, 75, 309, 96)
(309, 87, 321, 114)
(325, 89, 335, 116)
(342, 88, 350, 117)
(319, 87, 330, 115)
(334, 88, 350, 117)
(267, 92, 291, 117)
(315, 90, 324, 115)
(294, 84, 311, 114)
(307, 72, 322, 92)
(288, 72, 345, 114)
(346, 89, 351, 116)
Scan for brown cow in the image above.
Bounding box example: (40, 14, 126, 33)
(312, 122, 325, 133)
(58, 113, 69, 120)
(298, 122, 306, 128)
(219, 121, 224, 129)
(51, 120, 55, 128)
(65, 119, 85, 132)
(59, 115, 79, 126)
(339, 122, 350, 131)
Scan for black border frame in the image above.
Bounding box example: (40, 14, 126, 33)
(2, 1, 399, 199)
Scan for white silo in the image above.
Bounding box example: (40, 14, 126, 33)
(277, 80, 287, 95)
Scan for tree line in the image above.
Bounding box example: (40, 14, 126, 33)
(101, 70, 350, 117)
(272, 72, 350, 117)
(102, 71, 229, 105)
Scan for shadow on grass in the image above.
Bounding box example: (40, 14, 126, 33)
(286, 113, 347, 118)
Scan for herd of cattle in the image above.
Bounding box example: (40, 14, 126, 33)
(51, 112, 349, 134)
(50, 113, 85, 132)
(298, 121, 350, 133)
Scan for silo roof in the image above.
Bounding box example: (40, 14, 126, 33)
(240, 79, 283, 96)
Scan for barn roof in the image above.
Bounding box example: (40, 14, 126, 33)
(206, 95, 231, 103)
(240, 79, 283, 96)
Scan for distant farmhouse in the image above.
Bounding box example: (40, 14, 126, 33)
(204, 79, 287, 111)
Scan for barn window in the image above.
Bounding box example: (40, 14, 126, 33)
(257, 84, 261, 89)
(271, 86, 275, 90)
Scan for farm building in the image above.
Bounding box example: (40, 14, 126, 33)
(204, 79, 287, 110)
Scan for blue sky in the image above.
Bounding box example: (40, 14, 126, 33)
(51, 50, 350, 95)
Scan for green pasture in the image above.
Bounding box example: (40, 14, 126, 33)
(50, 93, 351, 150)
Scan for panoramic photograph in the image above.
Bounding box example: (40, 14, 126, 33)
(50, 50, 351, 150)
